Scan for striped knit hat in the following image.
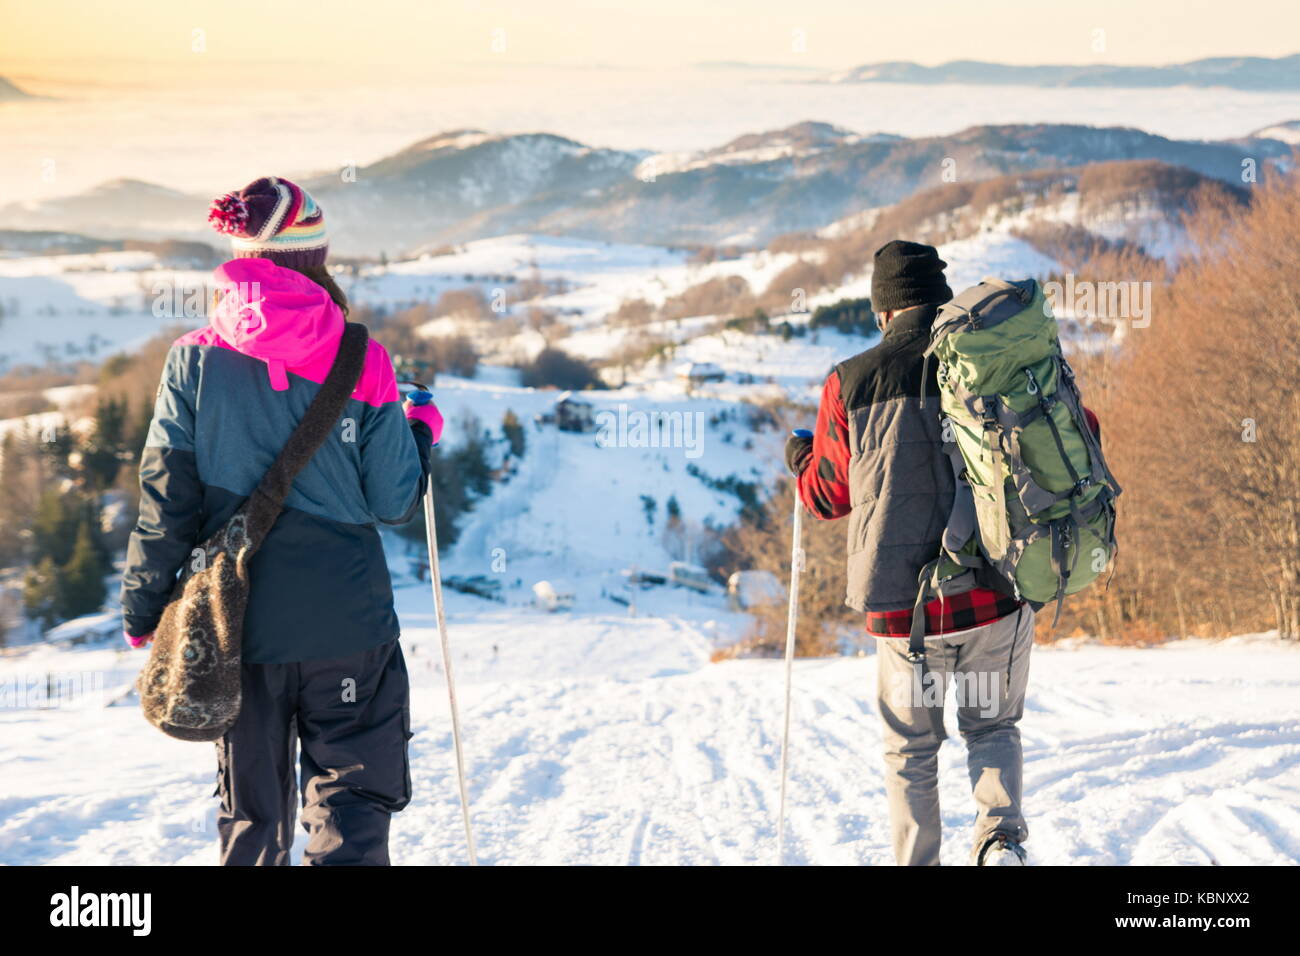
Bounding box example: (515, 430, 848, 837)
(207, 176, 328, 269)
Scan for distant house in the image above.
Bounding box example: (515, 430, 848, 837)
(668, 561, 714, 594)
(676, 362, 726, 385)
(554, 391, 595, 432)
(444, 575, 504, 602)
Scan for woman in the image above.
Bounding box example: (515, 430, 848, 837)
(120, 176, 444, 865)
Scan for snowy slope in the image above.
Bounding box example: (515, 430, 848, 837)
(0, 251, 207, 370)
(809, 232, 1063, 313)
(405, 371, 777, 583)
(350, 233, 799, 334)
(2, 606, 1297, 866)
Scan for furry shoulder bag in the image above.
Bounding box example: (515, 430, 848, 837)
(138, 322, 369, 741)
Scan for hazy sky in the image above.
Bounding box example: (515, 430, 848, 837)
(4, 0, 1297, 85)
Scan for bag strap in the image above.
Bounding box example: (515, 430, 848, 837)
(907, 558, 949, 743)
(244, 323, 370, 538)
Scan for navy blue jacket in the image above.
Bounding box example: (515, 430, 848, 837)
(121, 259, 430, 662)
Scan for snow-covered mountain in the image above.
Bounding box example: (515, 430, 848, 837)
(2, 121, 1287, 255)
(437, 123, 1283, 250)
(302, 130, 644, 256)
(634, 120, 892, 178)
(826, 53, 1300, 91)
(816, 159, 1245, 265)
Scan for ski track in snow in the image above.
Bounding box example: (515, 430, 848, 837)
(2, 610, 1298, 865)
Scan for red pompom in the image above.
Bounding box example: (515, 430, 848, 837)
(208, 193, 250, 235)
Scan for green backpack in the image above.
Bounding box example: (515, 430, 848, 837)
(919, 277, 1121, 627)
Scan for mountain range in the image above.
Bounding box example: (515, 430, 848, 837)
(1, 120, 1294, 255)
(824, 53, 1300, 90)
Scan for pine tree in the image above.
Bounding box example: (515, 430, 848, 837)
(82, 395, 129, 489)
(502, 409, 526, 459)
(0, 433, 30, 565)
(32, 488, 80, 566)
(23, 557, 60, 629)
(395, 446, 467, 553)
(429, 448, 465, 550)
(38, 423, 77, 480)
(640, 494, 657, 531)
(453, 413, 493, 497)
(57, 520, 108, 620)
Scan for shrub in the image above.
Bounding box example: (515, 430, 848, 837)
(518, 347, 602, 390)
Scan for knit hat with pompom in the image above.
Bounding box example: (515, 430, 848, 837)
(207, 176, 328, 269)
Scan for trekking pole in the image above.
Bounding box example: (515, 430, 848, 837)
(776, 429, 811, 865)
(411, 388, 479, 866)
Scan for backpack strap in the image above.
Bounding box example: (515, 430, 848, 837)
(243, 322, 370, 546)
(906, 558, 949, 742)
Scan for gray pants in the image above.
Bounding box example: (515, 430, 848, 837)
(215, 640, 412, 866)
(875, 606, 1034, 866)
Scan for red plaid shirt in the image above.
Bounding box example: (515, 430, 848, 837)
(796, 369, 1041, 638)
(865, 589, 1023, 638)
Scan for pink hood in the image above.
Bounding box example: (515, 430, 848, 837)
(209, 258, 344, 391)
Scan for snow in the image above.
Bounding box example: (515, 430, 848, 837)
(42, 610, 121, 645)
(0, 250, 207, 370)
(0, 409, 71, 447)
(0, 195, 1140, 378)
(805, 232, 1063, 318)
(373, 233, 800, 327)
(634, 128, 855, 179)
(409, 372, 774, 574)
(3, 593, 1298, 864)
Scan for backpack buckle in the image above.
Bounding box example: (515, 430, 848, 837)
(980, 398, 999, 429)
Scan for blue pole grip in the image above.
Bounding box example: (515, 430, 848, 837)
(409, 389, 434, 406)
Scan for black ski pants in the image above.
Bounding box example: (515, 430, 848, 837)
(215, 640, 412, 865)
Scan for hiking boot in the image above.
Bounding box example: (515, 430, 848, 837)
(976, 832, 1028, 866)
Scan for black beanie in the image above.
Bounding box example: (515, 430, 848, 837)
(870, 240, 952, 314)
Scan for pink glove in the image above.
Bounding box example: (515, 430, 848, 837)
(124, 629, 153, 649)
(404, 397, 444, 446)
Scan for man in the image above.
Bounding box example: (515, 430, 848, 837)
(784, 240, 1034, 866)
